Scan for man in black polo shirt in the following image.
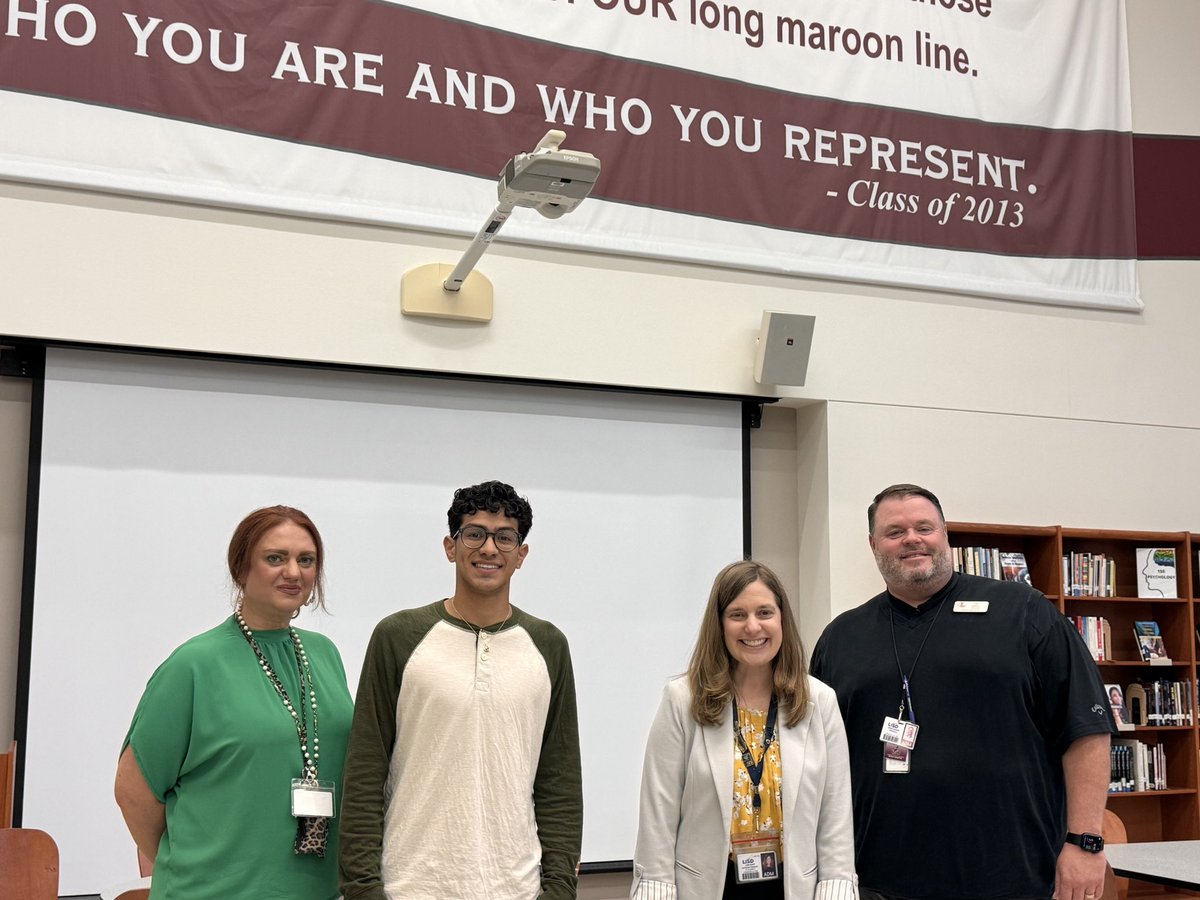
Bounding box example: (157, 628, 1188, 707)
(810, 484, 1114, 900)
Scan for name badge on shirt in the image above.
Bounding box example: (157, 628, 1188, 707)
(953, 600, 989, 613)
(880, 716, 919, 750)
(291, 779, 336, 818)
(732, 832, 781, 883)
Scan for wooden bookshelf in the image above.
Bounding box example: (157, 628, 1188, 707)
(945, 522, 1061, 598)
(1193, 532, 1200, 846)
(947, 523, 1200, 857)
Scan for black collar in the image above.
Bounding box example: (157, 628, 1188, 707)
(886, 571, 959, 619)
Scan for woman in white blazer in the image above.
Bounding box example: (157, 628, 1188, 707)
(632, 560, 857, 900)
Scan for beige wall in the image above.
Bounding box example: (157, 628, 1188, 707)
(0, 182, 1193, 429)
(1127, 0, 1200, 133)
(0, 3, 1195, 895)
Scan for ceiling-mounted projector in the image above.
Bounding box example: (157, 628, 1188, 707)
(400, 130, 602, 322)
(498, 140, 602, 219)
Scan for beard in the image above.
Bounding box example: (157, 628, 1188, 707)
(875, 545, 953, 595)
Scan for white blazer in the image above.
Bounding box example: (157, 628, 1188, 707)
(631, 675, 857, 900)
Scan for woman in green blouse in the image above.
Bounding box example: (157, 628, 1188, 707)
(115, 506, 354, 899)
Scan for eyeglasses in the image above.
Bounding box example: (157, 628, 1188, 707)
(454, 525, 523, 552)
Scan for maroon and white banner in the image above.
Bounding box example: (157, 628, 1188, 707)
(0, 0, 1138, 308)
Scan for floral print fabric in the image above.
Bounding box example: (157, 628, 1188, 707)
(729, 705, 784, 852)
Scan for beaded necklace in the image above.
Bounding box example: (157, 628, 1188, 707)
(234, 606, 320, 781)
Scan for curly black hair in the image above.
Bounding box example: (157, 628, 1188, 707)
(447, 480, 533, 540)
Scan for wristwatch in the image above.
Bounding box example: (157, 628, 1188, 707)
(1065, 832, 1105, 853)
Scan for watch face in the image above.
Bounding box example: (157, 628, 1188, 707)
(1078, 833, 1104, 853)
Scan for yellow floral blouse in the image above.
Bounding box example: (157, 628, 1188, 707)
(730, 704, 783, 850)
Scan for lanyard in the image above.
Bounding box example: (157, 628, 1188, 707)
(887, 595, 948, 725)
(732, 695, 778, 809)
(236, 617, 320, 780)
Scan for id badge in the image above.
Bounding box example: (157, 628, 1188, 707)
(883, 741, 911, 774)
(731, 831, 781, 883)
(291, 779, 336, 818)
(879, 716, 919, 750)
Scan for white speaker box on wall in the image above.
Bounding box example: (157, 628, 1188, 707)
(754, 311, 816, 386)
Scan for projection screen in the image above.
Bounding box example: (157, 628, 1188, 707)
(21, 347, 748, 894)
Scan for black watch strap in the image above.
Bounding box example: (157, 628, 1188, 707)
(1065, 832, 1105, 853)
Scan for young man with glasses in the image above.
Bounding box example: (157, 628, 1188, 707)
(340, 480, 582, 900)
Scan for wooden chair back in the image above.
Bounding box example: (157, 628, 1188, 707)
(0, 741, 16, 828)
(1101, 808, 1129, 900)
(0, 827, 59, 900)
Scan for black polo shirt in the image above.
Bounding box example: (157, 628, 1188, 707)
(810, 573, 1113, 900)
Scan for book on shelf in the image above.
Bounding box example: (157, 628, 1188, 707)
(1132, 678, 1195, 726)
(999, 551, 1032, 585)
(1105, 683, 1133, 731)
(1135, 547, 1177, 598)
(1133, 620, 1171, 664)
(1061, 551, 1115, 596)
(1110, 738, 1167, 792)
(953, 546, 1001, 580)
(1070, 615, 1111, 662)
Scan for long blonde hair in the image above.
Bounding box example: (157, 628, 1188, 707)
(687, 560, 810, 728)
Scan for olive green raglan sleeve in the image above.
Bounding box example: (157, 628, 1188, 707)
(526, 617, 583, 899)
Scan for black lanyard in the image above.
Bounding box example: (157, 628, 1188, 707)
(732, 695, 778, 809)
(887, 595, 948, 725)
